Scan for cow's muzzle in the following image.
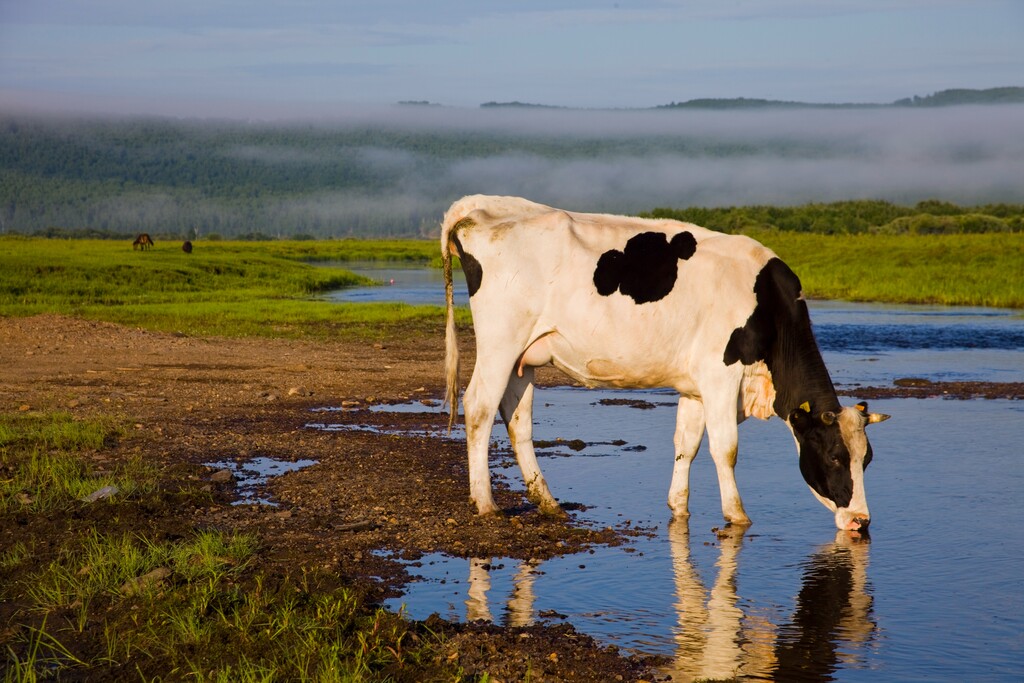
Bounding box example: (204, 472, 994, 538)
(836, 509, 870, 531)
(844, 515, 870, 532)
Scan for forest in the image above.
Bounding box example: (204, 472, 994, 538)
(2, 92, 1023, 238)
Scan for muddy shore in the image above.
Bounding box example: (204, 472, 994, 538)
(2, 314, 1019, 680)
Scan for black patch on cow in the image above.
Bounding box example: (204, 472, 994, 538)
(724, 258, 855, 507)
(593, 231, 697, 304)
(723, 258, 839, 418)
(452, 234, 483, 297)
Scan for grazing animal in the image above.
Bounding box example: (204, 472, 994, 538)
(182, 240, 193, 253)
(132, 233, 154, 250)
(441, 195, 889, 531)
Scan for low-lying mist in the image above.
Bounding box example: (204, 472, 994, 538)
(4, 104, 1023, 236)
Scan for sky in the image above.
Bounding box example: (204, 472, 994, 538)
(1, 0, 1022, 119)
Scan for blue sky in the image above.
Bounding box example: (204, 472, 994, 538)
(1, 0, 1022, 118)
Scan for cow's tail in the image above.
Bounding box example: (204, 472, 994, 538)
(442, 213, 461, 432)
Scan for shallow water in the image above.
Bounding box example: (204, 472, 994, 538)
(319, 264, 1024, 681)
(361, 393, 1023, 682)
(203, 456, 317, 505)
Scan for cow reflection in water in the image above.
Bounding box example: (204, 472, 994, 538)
(465, 558, 540, 627)
(465, 525, 875, 682)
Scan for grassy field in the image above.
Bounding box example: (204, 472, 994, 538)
(0, 237, 452, 340)
(755, 231, 1024, 309)
(0, 232, 1020, 344)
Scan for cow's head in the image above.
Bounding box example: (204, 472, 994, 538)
(788, 401, 890, 531)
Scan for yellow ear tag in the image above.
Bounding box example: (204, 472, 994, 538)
(799, 401, 811, 413)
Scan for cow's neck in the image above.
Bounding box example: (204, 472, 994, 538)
(767, 298, 841, 419)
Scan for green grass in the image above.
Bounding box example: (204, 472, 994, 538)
(5, 530, 454, 681)
(0, 412, 149, 514)
(0, 236, 462, 339)
(756, 231, 1024, 308)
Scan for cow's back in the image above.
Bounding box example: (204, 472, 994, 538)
(447, 196, 778, 391)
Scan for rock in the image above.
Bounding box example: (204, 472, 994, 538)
(16, 492, 34, 505)
(333, 520, 379, 532)
(287, 386, 311, 397)
(120, 567, 172, 595)
(80, 485, 119, 503)
(894, 377, 933, 387)
(210, 469, 234, 484)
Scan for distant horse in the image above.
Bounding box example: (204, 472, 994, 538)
(133, 233, 154, 250)
(182, 240, 193, 253)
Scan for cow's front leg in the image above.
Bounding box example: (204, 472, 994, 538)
(667, 397, 705, 518)
(499, 368, 562, 516)
(462, 368, 508, 515)
(705, 396, 751, 526)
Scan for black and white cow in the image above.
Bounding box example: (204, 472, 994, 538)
(442, 195, 889, 531)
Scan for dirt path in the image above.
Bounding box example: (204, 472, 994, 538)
(3, 314, 1019, 680)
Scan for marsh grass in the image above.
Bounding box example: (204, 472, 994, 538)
(758, 231, 1024, 308)
(0, 237, 466, 339)
(0, 411, 118, 452)
(0, 412, 150, 514)
(6, 531, 450, 680)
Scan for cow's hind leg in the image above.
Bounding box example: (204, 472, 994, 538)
(499, 368, 562, 516)
(704, 385, 752, 526)
(667, 397, 705, 519)
(463, 363, 512, 515)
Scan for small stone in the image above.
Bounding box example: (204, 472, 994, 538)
(81, 485, 119, 503)
(16, 492, 34, 505)
(445, 517, 458, 526)
(121, 567, 172, 595)
(18, 404, 30, 412)
(210, 469, 234, 484)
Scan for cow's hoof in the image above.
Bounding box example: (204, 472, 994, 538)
(539, 502, 567, 518)
(725, 515, 752, 527)
(474, 501, 501, 516)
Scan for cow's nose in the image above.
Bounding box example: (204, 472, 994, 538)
(846, 515, 870, 531)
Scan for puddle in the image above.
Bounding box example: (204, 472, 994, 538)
(204, 456, 317, 505)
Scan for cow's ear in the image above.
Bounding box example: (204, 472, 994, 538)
(789, 405, 813, 433)
(856, 401, 891, 425)
(821, 411, 836, 425)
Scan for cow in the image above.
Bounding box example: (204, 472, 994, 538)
(441, 195, 889, 531)
(182, 240, 193, 253)
(132, 233, 154, 250)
